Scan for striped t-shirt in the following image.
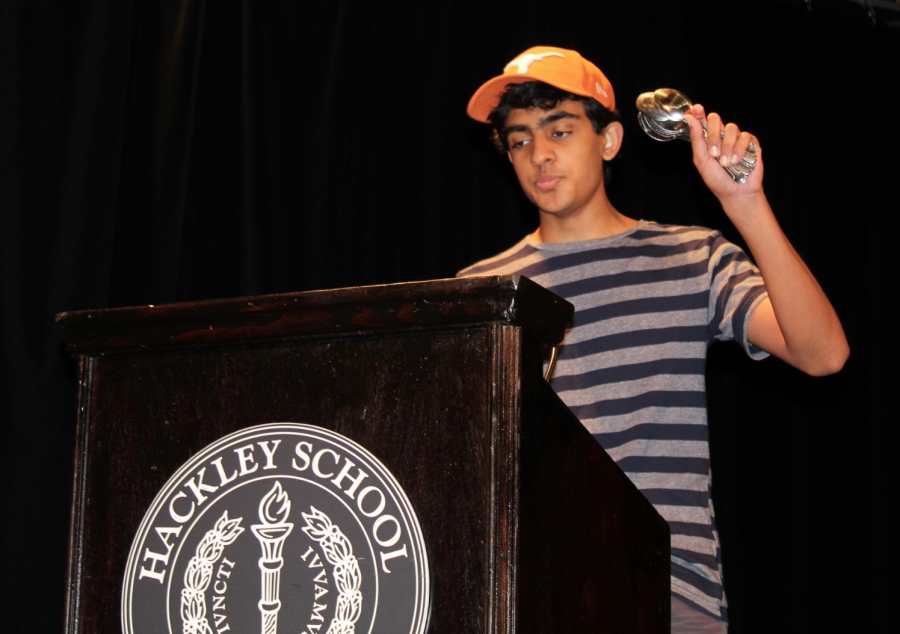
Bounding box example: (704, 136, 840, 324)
(458, 220, 769, 620)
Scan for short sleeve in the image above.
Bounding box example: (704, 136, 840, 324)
(707, 232, 770, 360)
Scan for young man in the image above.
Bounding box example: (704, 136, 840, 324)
(459, 46, 848, 632)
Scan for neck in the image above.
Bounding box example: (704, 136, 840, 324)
(533, 197, 638, 243)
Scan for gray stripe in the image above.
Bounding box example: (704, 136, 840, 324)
(558, 373, 706, 406)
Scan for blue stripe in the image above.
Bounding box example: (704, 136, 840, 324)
(619, 456, 709, 475)
(558, 325, 708, 361)
(458, 224, 710, 280)
(641, 488, 710, 509)
(710, 246, 743, 281)
(733, 285, 767, 344)
(571, 292, 709, 328)
(574, 390, 706, 419)
(672, 548, 720, 577)
(592, 423, 709, 451)
(669, 521, 715, 539)
(672, 561, 723, 602)
(546, 260, 708, 300)
(512, 237, 714, 280)
(629, 225, 700, 241)
(709, 268, 758, 338)
(552, 357, 706, 392)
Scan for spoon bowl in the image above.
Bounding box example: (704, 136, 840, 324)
(636, 88, 693, 140)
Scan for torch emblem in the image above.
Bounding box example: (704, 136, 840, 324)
(251, 481, 294, 634)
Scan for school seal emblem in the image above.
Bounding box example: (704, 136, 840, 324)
(121, 423, 430, 634)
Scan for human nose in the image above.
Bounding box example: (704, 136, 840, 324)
(530, 134, 554, 166)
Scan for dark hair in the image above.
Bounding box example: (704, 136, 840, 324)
(487, 81, 621, 183)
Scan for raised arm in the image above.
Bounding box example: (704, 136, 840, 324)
(685, 105, 849, 376)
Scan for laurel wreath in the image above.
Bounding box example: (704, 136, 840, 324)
(180, 512, 244, 634)
(302, 507, 363, 634)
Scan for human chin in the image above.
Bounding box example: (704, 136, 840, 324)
(529, 188, 572, 215)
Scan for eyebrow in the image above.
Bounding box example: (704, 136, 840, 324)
(538, 111, 580, 128)
(502, 110, 582, 138)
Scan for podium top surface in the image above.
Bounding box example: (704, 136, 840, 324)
(56, 275, 574, 355)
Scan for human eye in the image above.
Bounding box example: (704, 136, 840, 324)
(508, 136, 530, 150)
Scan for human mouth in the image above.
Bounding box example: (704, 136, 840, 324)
(535, 175, 561, 191)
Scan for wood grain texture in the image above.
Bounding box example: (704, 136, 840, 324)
(70, 329, 497, 633)
(486, 324, 522, 634)
(56, 275, 573, 355)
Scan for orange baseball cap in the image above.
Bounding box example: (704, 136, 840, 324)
(466, 46, 615, 123)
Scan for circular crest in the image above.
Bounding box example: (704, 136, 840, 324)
(122, 423, 430, 634)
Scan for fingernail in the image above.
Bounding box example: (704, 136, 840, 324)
(731, 154, 739, 164)
(719, 156, 729, 166)
(710, 146, 719, 157)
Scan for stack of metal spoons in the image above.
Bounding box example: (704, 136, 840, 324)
(636, 88, 757, 184)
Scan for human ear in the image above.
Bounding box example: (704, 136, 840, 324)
(601, 121, 624, 160)
(507, 151, 513, 163)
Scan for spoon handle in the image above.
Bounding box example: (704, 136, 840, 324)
(701, 128, 757, 184)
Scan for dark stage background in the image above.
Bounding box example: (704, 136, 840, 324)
(2, 1, 898, 631)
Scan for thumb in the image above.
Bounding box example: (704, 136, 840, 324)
(684, 113, 708, 162)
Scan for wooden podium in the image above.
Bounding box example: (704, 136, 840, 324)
(57, 275, 669, 633)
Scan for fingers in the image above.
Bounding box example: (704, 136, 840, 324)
(719, 123, 740, 166)
(684, 111, 713, 169)
(732, 131, 758, 165)
(690, 103, 709, 130)
(691, 104, 758, 167)
(684, 111, 705, 146)
(703, 108, 723, 159)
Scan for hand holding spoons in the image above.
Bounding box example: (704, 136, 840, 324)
(636, 88, 757, 184)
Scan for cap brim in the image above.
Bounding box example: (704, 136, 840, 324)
(466, 74, 596, 123)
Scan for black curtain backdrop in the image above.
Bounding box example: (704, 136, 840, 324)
(2, 1, 898, 632)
